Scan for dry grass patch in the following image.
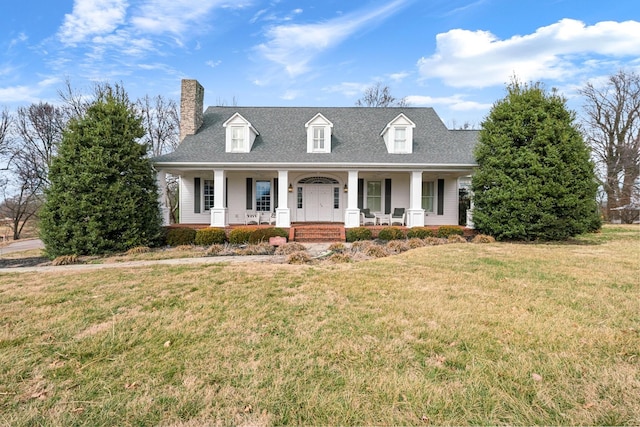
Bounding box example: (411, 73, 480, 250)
(0, 226, 638, 425)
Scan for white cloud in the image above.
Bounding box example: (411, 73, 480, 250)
(256, 0, 408, 77)
(281, 90, 301, 100)
(418, 19, 640, 88)
(206, 59, 222, 68)
(58, 0, 129, 45)
(405, 94, 492, 111)
(0, 78, 60, 104)
(388, 72, 409, 82)
(9, 32, 28, 48)
(130, 0, 243, 35)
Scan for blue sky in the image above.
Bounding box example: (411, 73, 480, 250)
(1, 0, 639, 127)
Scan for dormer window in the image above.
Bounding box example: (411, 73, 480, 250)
(223, 113, 258, 153)
(381, 113, 416, 154)
(305, 113, 333, 153)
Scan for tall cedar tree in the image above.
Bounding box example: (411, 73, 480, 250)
(471, 81, 601, 241)
(40, 87, 161, 257)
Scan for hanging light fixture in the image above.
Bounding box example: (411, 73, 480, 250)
(288, 183, 293, 192)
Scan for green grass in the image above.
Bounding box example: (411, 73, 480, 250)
(0, 225, 639, 425)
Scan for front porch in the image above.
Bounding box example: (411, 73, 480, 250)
(168, 223, 475, 243)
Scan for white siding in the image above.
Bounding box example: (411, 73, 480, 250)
(424, 177, 459, 226)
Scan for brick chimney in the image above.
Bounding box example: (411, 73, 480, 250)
(179, 79, 204, 142)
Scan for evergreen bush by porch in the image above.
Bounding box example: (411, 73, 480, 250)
(166, 228, 196, 246)
(195, 227, 227, 246)
(228, 226, 257, 244)
(248, 227, 288, 244)
(377, 227, 406, 241)
(40, 86, 162, 257)
(436, 225, 464, 238)
(346, 227, 372, 242)
(406, 227, 434, 239)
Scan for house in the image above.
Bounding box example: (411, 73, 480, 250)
(152, 79, 478, 230)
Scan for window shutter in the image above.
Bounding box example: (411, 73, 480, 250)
(225, 177, 228, 208)
(437, 179, 444, 215)
(246, 178, 253, 210)
(194, 178, 201, 213)
(384, 179, 392, 214)
(357, 179, 364, 209)
(273, 178, 279, 209)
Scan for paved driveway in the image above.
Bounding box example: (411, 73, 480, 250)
(0, 239, 45, 255)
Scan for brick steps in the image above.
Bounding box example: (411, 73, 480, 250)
(292, 225, 344, 243)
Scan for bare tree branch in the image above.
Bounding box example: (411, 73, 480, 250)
(355, 82, 408, 107)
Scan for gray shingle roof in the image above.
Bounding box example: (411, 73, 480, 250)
(153, 106, 478, 168)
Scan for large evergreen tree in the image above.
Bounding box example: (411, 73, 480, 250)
(472, 81, 601, 241)
(40, 85, 162, 257)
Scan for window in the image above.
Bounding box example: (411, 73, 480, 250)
(313, 127, 325, 150)
(334, 187, 340, 209)
(204, 179, 215, 210)
(255, 180, 271, 212)
(422, 181, 434, 212)
(297, 187, 303, 209)
(231, 126, 244, 151)
(394, 127, 407, 152)
(367, 181, 381, 212)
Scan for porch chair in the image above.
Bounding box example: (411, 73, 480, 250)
(360, 208, 376, 226)
(245, 212, 259, 225)
(391, 208, 406, 226)
(260, 211, 276, 225)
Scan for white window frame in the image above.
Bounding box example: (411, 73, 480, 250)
(367, 181, 382, 212)
(422, 181, 435, 213)
(231, 126, 244, 152)
(204, 179, 215, 211)
(313, 126, 325, 151)
(394, 127, 407, 152)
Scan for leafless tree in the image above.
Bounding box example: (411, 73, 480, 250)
(355, 82, 408, 107)
(136, 94, 180, 157)
(580, 70, 640, 223)
(14, 102, 66, 186)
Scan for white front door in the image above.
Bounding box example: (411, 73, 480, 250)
(305, 185, 334, 222)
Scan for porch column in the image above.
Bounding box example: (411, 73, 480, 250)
(156, 169, 170, 226)
(276, 170, 291, 227)
(344, 170, 360, 228)
(466, 197, 475, 229)
(407, 170, 425, 228)
(211, 169, 227, 227)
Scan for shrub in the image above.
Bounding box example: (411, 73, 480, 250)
(408, 238, 426, 249)
(365, 244, 390, 258)
(228, 227, 257, 244)
(286, 251, 312, 264)
(125, 246, 150, 255)
(195, 227, 227, 246)
(249, 227, 288, 244)
(386, 240, 410, 253)
(350, 240, 374, 253)
(239, 243, 276, 256)
(166, 227, 196, 246)
(52, 254, 79, 266)
(377, 227, 405, 241)
(328, 242, 346, 253)
(424, 237, 446, 246)
(346, 227, 372, 242)
(275, 242, 308, 255)
(472, 234, 496, 244)
(436, 225, 464, 238)
(406, 227, 434, 239)
(328, 253, 352, 263)
(206, 244, 225, 255)
(447, 234, 467, 244)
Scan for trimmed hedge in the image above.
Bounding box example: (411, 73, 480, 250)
(406, 227, 434, 239)
(249, 227, 288, 244)
(166, 227, 196, 246)
(228, 226, 257, 244)
(195, 227, 227, 246)
(377, 227, 406, 241)
(436, 225, 464, 238)
(346, 227, 372, 242)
